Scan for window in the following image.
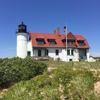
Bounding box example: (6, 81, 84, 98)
(67, 50, 70, 55)
(19, 26, 25, 29)
(47, 50, 48, 56)
(71, 49, 74, 55)
(78, 41, 84, 46)
(67, 49, 74, 55)
(55, 50, 59, 55)
(48, 39, 55, 45)
(67, 40, 74, 46)
(45, 49, 48, 56)
(37, 39, 44, 45)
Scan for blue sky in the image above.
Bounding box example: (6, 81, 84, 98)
(0, 0, 100, 58)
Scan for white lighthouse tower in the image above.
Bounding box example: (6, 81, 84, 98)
(16, 22, 29, 58)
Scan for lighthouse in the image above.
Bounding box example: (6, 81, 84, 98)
(16, 22, 28, 58)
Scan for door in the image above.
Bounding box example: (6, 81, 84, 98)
(27, 51, 31, 56)
(38, 49, 41, 56)
(45, 49, 48, 56)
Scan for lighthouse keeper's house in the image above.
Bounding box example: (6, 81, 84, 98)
(16, 22, 90, 62)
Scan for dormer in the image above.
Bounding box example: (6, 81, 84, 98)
(62, 32, 76, 46)
(67, 32, 76, 40)
(48, 39, 56, 45)
(67, 40, 75, 46)
(78, 40, 85, 46)
(36, 38, 45, 45)
(36, 35, 45, 45)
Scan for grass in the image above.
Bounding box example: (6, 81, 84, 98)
(0, 60, 100, 100)
(1, 66, 99, 100)
(39, 60, 67, 68)
(39, 60, 100, 69)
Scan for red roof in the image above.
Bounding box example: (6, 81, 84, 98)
(29, 32, 90, 48)
(36, 35, 44, 39)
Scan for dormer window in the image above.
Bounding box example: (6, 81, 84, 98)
(67, 40, 75, 46)
(78, 40, 85, 46)
(48, 39, 56, 45)
(37, 39, 44, 45)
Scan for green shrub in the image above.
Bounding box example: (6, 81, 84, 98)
(0, 57, 47, 88)
(51, 66, 98, 100)
(1, 66, 98, 100)
(1, 74, 61, 100)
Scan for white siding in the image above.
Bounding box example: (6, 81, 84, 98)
(33, 49, 38, 56)
(61, 49, 67, 62)
(48, 48, 55, 60)
(47, 48, 62, 60)
(87, 49, 90, 61)
(41, 50, 45, 56)
(16, 33, 28, 58)
(26, 45, 89, 62)
(73, 49, 79, 61)
(27, 40, 33, 56)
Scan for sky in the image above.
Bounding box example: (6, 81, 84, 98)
(0, 0, 100, 58)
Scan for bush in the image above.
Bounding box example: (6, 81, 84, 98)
(1, 66, 98, 100)
(51, 66, 98, 100)
(0, 57, 47, 88)
(1, 74, 61, 100)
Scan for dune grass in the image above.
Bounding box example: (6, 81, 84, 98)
(0, 60, 100, 100)
(39, 60, 100, 69)
(1, 66, 99, 100)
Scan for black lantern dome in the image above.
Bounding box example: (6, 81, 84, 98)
(18, 22, 27, 33)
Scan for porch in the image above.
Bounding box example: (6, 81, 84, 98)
(33, 48, 48, 57)
(27, 48, 48, 57)
(78, 49, 87, 61)
(32, 56, 53, 61)
(27, 48, 53, 60)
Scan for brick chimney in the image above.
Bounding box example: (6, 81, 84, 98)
(57, 27, 60, 36)
(54, 30, 56, 34)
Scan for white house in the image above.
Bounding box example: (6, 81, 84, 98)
(16, 22, 93, 62)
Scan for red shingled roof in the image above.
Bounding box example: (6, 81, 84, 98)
(36, 35, 44, 39)
(29, 32, 90, 48)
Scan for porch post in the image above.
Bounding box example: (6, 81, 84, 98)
(87, 49, 89, 61)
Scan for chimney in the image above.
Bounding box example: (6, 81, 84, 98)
(54, 30, 56, 34)
(57, 27, 60, 36)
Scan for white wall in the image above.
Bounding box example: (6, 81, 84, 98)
(27, 40, 33, 56)
(28, 46, 89, 62)
(87, 49, 90, 61)
(47, 48, 62, 60)
(61, 49, 67, 62)
(17, 33, 28, 58)
(41, 50, 45, 56)
(33, 49, 38, 56)
(32, 48, 68, 62)
(73, 49, 79, 61)
(32, 49, 45, 57)
(47, 48, 76, 62)
(31, 48, 80, 62)
(60, 48, 79, 62)
(48, 48, 56, 60)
